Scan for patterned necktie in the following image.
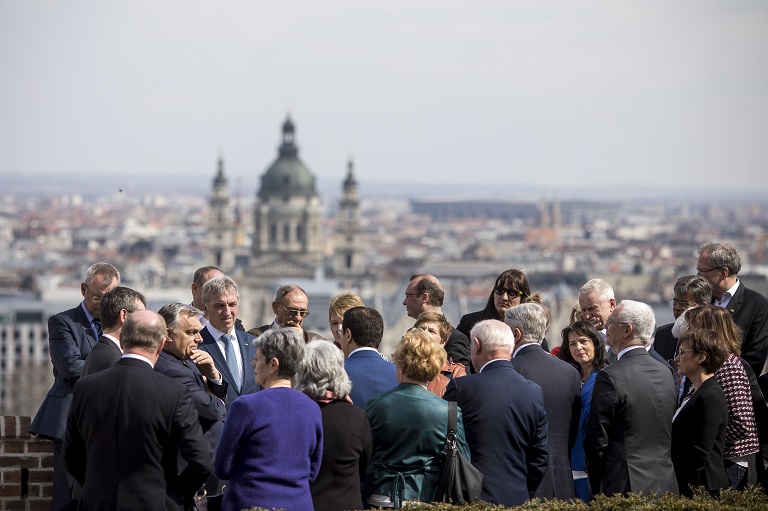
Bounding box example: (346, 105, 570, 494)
(222, 334, 241, 391)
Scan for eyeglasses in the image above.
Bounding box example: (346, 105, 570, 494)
(279, 303, 310, 318)
(675, 348, 694, 358)
(696, 267, 722, 274)
(604, 318, 629, 328)
(84, 286, 105, 303)
(493, 287, 523, 298)
(669, 298, 695, 309)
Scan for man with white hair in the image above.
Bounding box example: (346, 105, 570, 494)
(585, 300, 678, 496)
(443, 319, 548, 506)
(507, 303, 580, 501)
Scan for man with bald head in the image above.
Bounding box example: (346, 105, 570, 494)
(191, 266, 245, 331)
(65, 310, 212, 511)
(403, 273, 470, 371)
(249, 284, 323, 343)
(585, 300, 678, 497)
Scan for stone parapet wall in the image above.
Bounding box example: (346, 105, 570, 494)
(0, 417, 53, 511)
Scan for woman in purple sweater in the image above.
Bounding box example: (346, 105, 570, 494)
(214, 329, 323, 511)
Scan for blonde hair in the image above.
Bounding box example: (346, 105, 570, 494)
(329, 292, 364, 320)
(392, 329, 446, 381)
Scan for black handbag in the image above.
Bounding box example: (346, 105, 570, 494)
(435, 401, 483, 504)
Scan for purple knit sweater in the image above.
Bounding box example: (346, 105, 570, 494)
(214, 388, 323, 511)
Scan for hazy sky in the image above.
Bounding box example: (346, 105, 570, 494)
(1, 1, 767, 193)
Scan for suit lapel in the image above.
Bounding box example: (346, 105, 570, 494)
(73, 305, 98, 350)
(234, 331, 254, 390)
(201, 327, 238, 391)
(728, 282, 746, 315)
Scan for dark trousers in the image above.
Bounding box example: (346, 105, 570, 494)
(52, 438, 77, 511)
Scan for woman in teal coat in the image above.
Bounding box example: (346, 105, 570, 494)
(364, 329, 471, 508)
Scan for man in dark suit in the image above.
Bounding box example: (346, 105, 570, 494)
(191, 266, 245, 332)
(339, 306, 398, 409)
(506, 303, 580, 500)
(403, 273, 471, 371)
(654, 275, 712, 363)
(697, 242, 768, 375)
(444, 319, 548, 506)
(82, 286, 146, 377)
(197, 275, 259, 409)
(248, 284, 323, 342)
(585, 300, 678, 496)
(30, 261, 120, 511)
(64, 310, 212, 511)
(157, 303, 228, 499)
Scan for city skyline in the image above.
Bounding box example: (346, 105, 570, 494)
(1, 1, 767, 193)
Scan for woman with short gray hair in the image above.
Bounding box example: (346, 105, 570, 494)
(214, 329, 323, 511)
(296, 340, 372, 511)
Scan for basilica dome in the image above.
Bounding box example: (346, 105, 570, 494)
(258, 116, 317, 200)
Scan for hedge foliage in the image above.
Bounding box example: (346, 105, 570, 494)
(246, 485, 768, 511)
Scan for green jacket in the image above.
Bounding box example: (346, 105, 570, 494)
(364, 382, 471, 507)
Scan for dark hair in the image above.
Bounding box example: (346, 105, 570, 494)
(99, 287, 146, 329)
(414, 311, 451, 344)
(480, 269, 531, 321)
(409, 274, 444, 307)
(342, 306, 383, 348)
(673, 275, 712, 306)
(557, 320, 607, 373)
(679, 328, 728, 374)
(193, 266, 222, 287)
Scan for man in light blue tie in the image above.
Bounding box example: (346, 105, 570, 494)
(197, 275, 259, 408)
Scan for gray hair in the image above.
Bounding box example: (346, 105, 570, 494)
(673, 275, 712, 306)
(275, 284, 308, 303)
(699, 242, 741, 276)
(202, 275, 239, 304)
(504, 303, 548, 344)
(615, 300, 656, 346)
(295, 340, 352, 400)
(256, 328, 306, 380)
(157, 303, 202, 332)
(85, 262, 120, 286)
(470, 319, 514, 352)
(579, 279, 615, 302)
(671, 310, 690, 340)
(99, 287, 146, 329)
(121, 311, 166, 351)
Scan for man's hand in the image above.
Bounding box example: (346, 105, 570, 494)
(189, 349, 221, 381)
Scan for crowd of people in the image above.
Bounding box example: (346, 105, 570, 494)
(29, 240, 768, 510)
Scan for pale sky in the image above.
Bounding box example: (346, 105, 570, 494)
(1, 1, 767, 194)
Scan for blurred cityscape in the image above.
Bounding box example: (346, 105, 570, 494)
(2, 117, 768, 417)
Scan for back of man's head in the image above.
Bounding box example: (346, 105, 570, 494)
(470, 319, 514, 354)
(121, 310, 166, 352)
(504, 303, 548, 344)
(410, 274, 444, 307)
(342, 306, 384, 348)
(616, 300, 656, 346)
(99, 287, 147, 330)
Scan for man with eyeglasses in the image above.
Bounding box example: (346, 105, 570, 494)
(653, 275, 712, 363)
(30, 261, 120, 511)
(198, 275, 260, 409)
(696, 242, 768, 376)
(248, 284, 323, 343)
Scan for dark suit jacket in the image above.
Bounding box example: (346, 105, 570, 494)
(81, 335, 122, 377)
(585, 348, 678, 496)
(30, 304, 99, 440)
(511, 344, 580, 500)
(311, 400, 372, 511)
(344, 349, 398, 410)
(443, 359, 548, 507)
(445, 327, 471, 372)
(456, 310, 486, 340)
(649, 346, 681, 399)
(248, 323, 325, 343)
(728, 282, 768, 376)
(64, 358, 212, 511)
(671, 376, 729, 496)
(653, 323, 677, 364)
(198, 326, 260, 409)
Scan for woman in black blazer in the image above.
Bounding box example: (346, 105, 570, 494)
(672, 328, 730, 497)
(295, 339, 372, 511)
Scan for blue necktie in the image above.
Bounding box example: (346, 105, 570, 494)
(222, 334, 241, 391)
(92, 319, 102, 339)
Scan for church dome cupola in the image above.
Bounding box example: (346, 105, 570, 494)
(258, 116, 316, 200)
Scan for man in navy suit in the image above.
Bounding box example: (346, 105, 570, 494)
(443, 319, 548, 506)
(507, 303, 581, 500)
(30, 261, 120, 511)
(81, 286, 146, 377)
(197, 276, 259, 409)
(157, 303, 228, 498)
(64, 310, 212, 511)
(585, 300, 678, 496)
(697, 242, 768, 375)
(340, 306, 398, 409)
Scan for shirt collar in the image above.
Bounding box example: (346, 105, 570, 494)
(479, 358, 509, 373)
(512, 343, 537, 358)
(121, 353, 154, 368)
(617, 345, 646, 360)
(80, 301, 95, 324)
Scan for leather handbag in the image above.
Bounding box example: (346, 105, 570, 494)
(435, 401, 483, 504)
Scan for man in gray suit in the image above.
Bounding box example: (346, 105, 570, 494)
(507, 303, 581, 500)
(585, 300, 678, 496)
(30, 262, 120, 511)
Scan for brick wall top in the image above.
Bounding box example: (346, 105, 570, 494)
(0, 416, 32, 439)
